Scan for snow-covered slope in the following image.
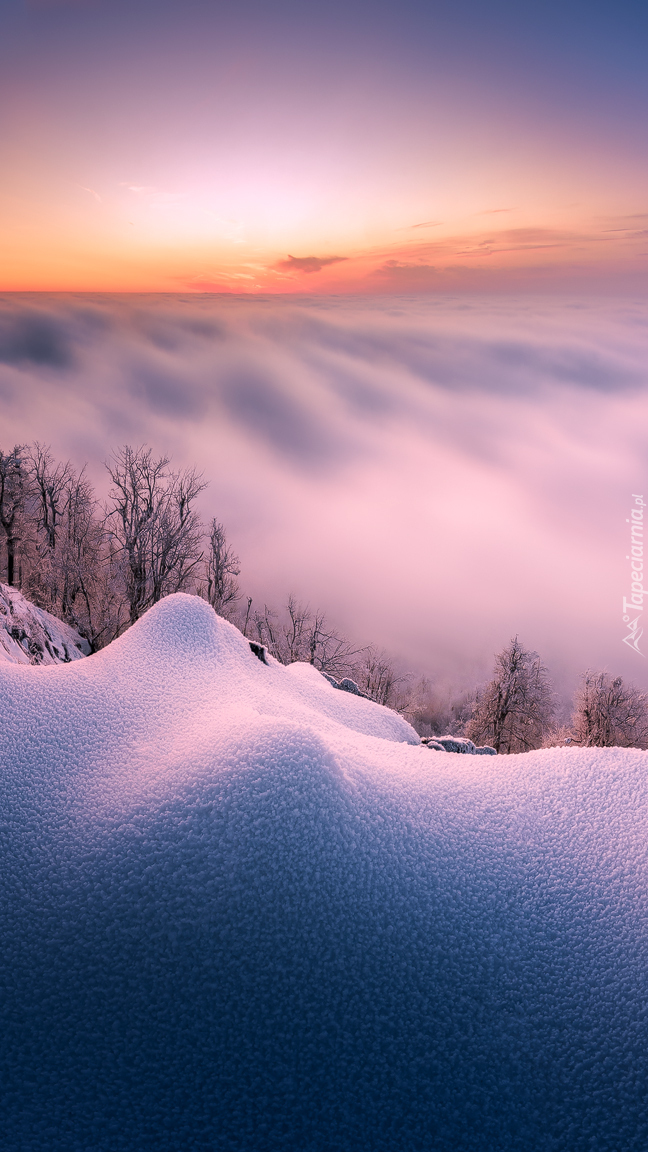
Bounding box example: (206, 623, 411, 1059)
(2, 593, 647, 1151)
(0, 582, 90, 664)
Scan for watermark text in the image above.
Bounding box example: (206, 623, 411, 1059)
(623, 494, 645, 655)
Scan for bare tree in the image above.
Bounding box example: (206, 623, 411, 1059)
(246, 596, 411, 706)
(352, 645, 405, 707)
(241, 596, 253, 637)
(28, 443, 74, 553)
(247, 595, 363, 679)
(282, 595, 312, 664)
(248, 599, 298, 664)
(199, 518, 240, 618)
(570, 671, 648, 748)
(1, 440, 247, 650)
(464, 636, 554, 753)
(0, 446, 31, 587)
(16, 445, 123, 650)
(398, 677, 476, 737)
(305, 608, 363, 679)
(58, 472, 127, 650)
(25, 443, 76, 611)
(250, 602, 279, 654)
(105, 445, 207, 624)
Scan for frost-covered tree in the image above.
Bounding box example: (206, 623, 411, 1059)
(0, 445, 31, 587)
(105, 445, 206, 624)
(304, 608, 362, 679)
(398, 677, 476, 737)
(570, 671, 648, 748)
(198, 518, 240, 619)
(464, 636, 554, 753)
(352, 646, 405, 707)
(28, 443, 74, 554)
(0, 441, 249, 649)
(20, 445, 124, 650)
(246, 596, 412, 706)
(248, 595, 363, 679)
(26, 445, 87, 612)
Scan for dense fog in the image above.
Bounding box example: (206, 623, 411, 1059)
(1, 292, 646, 691)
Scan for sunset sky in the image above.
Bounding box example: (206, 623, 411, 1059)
(2, 0, 648, 292)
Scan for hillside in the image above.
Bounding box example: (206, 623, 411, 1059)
(1, 593, 647, 1150)
(0, 583, 90, 665)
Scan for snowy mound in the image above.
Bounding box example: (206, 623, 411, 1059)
(2, 594, 648, 1151)
(0, 582, 90, 664)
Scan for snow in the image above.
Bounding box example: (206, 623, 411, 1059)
(0, 582, 90, 665)
(1, 592, 648, 1150)
(423, 734, 497, 755)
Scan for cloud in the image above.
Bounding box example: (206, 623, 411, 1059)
(453, 227, 593, 257)
(0, 294, 646, 696)
(603, 228, 648, 238)
(127, 365, 208, 419)
(276, 255, 348, 274)
(220, 370, 349, 468)
(120, 184, 187, 205)
(371, 261, 440, 285)
(0, 311, 73, 369)
(76, 185, 102, 204)
(351, 224, 648, 294)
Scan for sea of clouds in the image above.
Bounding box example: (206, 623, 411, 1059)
(0, 292, 647, 692)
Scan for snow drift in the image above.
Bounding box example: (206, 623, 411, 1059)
(2, 594, 648, 1151)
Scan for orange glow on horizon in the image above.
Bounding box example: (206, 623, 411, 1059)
(4, 0, 648, 294)
(3, 215, 648, 294)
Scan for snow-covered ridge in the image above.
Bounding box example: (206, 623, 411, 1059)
(2, 593, 648, 1149)
(0, 582, 90, 665)
(0, 584, 490, 754)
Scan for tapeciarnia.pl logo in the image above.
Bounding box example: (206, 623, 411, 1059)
(623, 494, 645, 655)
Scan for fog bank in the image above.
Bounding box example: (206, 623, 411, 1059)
(1, 291, 646, 693)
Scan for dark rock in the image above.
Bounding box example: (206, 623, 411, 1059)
(248, 641, 268, 665)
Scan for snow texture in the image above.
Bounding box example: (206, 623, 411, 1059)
(1, 593, 648, 1151)
(0, 582, 90, 665)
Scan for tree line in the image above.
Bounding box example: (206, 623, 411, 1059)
(460, 636, 648, 752)
(0, 442, 403, 703)
(0, 442, 234, 650)
(2, 442, 646, 748)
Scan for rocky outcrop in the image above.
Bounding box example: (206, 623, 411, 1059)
(421, 735, 497, 756)
(0, 584, 91, 665)
(321, 672, 370, 698)
(248, 640, 269, 665)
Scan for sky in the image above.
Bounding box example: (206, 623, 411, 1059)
(1, 0, 648, 292)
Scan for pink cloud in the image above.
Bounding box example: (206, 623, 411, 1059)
(275, 255, 348, 274)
